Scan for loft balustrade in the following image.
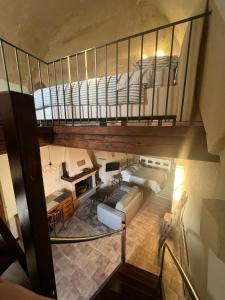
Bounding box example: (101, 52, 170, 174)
(0, 12, 210, 127)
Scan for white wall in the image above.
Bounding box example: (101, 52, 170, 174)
(0, 154, 18, 236)
(0, 146, 94, 236)
(198, 0, 225, 154)
(66, 147, 93, 176)
(0, 79, 29, 93)
(40, 146, 65, 196)
(176, 150, 225, 300)
(40, 146, 94, 196)
(94, 151, 135, 186)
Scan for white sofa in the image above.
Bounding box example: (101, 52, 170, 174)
(97, 185, 143, 230)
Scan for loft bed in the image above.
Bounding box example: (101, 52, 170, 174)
(121, 156, 171, 193)
(34, 56, 179, 121)
(0, 13, 208, 126)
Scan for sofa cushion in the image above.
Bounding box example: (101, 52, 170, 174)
(115, 186, 139, 212)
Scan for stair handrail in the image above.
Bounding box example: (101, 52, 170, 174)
(50, 217, 126, 262)
(159, 242, 199, 300)
(50, 229, 121, 244)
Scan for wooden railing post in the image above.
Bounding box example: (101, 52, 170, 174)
(0, 91, 57, 298)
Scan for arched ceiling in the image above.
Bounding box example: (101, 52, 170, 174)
(0, 0, 208, 62)
(157, 0, 206, 23)
(0, 0, 169, 61)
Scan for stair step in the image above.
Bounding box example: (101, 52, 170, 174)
(93, 263, 162, 300)
(0, 237, 16, 275)
(116, 270, 161, 298)
(119, 263, 159, 289)
(107, 275, 161, 300)
(94, 285, 129, 300)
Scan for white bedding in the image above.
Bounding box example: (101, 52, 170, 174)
(121, 165, 168, 193)
(34, 56, 179, 120)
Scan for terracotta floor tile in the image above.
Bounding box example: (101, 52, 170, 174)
(52, 192, 182, 299)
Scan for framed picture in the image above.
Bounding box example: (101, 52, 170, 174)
(77, 159, 86, 167)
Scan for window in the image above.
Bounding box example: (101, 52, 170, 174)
(173, 165, 185, 201)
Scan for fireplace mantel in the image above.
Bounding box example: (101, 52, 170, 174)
(61, 167, 98, 183)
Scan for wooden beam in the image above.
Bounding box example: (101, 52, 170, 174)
(0, 125, 53, 154)
(0, 92, 56, 297)
(53, 126, 219, 162)
(53, 125, 207, 137)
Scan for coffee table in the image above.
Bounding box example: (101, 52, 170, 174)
(91, 186, 114, 203)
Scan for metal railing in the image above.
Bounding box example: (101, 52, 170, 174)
(159, 243, 199, 300)
(50, 219, 126, 263)
(0, 12, 210, 126)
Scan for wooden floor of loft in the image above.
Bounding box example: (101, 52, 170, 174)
(52, 124, 219, 162)
(37, 115, 177, 127)
(0, 122, 219, 162)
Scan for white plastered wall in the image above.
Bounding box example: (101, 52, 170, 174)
(0, 146, 94, 236)
(176, 148, 225, 300)
(94, 151, 135, 186)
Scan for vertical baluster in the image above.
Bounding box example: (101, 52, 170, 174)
(60, 59, 67, 123)
(53, 61, 60, 123)
(180, 21, 193, 122)
(84, 50, 89, 122)
(68, 56, 74, 125)
(105, 45, 108, 123)
(27, 54, 34, 94)
(165, 25, 175, 121)
(116, 42, 119, 121)
(46, 64, 54, 124)
(152, 30, 159, 121)
(138, 34, 144, 122)
(15, 48, 23, 93)
(127, 39, 130, 122)
(0, 40, 10, 91)
(38, 60, 46, 122)
(94, 48, 98, 122)
(76, 54, 82, 123)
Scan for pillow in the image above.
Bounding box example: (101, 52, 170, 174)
(116, 186, 139, 211)
(130, 164, 139, 171)
(135, 56, 179, 70)
(116, 194, 132, 211)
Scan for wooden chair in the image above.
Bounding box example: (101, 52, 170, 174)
(48, 208, 65, 236)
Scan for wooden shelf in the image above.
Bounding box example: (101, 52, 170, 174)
(61, 167, 98, 183)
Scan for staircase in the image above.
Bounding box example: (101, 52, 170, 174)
(93, 263, 162, 300)
(0, 218, 27, 276)
(0, 236, 16, 275)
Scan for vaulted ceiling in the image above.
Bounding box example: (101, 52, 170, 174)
(0, 0, 206, 62)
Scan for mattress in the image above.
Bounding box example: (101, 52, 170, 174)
(34, 69, 152, 111)
(34, 58, 179, 121)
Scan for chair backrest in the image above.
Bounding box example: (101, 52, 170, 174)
(48, 208, 64, 232)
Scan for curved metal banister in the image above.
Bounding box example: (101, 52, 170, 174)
(50, 214, 126, 264)
(160, 243, 199, 300)
(50, 229, 121, 244)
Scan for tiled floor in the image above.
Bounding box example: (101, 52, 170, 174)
(52, 191, 183, 300)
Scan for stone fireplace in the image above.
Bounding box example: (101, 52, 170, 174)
(75, 176, 93, 198)
(61, 168, 97, 204)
